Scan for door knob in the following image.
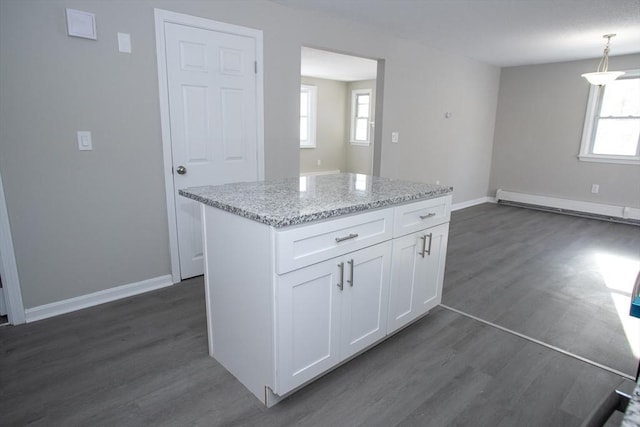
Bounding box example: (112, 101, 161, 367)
(176, 165, 187, 175)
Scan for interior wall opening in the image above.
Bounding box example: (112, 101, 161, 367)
(299, 46, 381, 176)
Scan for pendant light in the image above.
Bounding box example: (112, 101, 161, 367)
(582, 34, 625, 85)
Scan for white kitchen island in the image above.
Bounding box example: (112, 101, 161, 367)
(179, 173, 453, 407)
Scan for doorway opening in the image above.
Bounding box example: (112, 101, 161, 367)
(299, 47, 383, 176)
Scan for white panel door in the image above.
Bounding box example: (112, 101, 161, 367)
(388, 231, 427, 332)
(164, 22, 259, 279)
(340, 241, 391, 360)
(388, 222, 449, 333)
(415, 223, 448, 314)
(275, 259, 342, 395)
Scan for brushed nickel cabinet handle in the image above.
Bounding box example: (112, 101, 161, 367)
(347, 259, 354, 287)
(426, 232, 433, 256)
(337, 262, 344, 291)
(419, 234, 427, 258)
(419, 212, 436, 220)
(335, 233, 358, 243)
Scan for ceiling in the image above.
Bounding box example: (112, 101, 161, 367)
(276, 0, 640, 67)
(301, 47, 378, 81)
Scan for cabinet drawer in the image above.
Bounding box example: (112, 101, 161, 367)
(276, 208, 393, 274)
(393, 195, 451, 237)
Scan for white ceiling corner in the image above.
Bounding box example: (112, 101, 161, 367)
(301, 47, 378, 81)
(276, 0, 640, 67)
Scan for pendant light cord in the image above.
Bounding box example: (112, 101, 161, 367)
(597, 34, 615, 73)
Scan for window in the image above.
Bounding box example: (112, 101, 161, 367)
(350, 89, 372, 145)
(579, 70, 640, 164)
(300, 85, 316, 148)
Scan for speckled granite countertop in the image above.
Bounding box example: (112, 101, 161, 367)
(623, 379, 640, 427)
(179, 173, 453, 228)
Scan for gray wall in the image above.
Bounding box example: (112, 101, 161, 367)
(490, 54, 640, 207)
(346, 79, 376, 175)
(0, 0, 171, 308)
(299, 77, 347, 174)
(0, 0, 500, 309)
(380, 42, 500, 203)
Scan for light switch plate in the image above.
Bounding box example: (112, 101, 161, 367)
(66, 9, 97, 40)
(117, 32, 131, 53)
(77, 131, 92, 151)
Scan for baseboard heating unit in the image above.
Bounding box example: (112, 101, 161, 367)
(495, 189, 640, 226)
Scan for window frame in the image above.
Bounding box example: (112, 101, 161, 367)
(350, 88, 373, 146)
(300, 84, 317, 148)
(578, 69, 640, 165)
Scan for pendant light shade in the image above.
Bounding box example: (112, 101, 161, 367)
(582, 71, 625, 85)
(582, 34, 624, 85)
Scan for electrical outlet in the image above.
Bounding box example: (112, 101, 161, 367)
(391, 132, 399, 143)
(591, 184, 599, 194)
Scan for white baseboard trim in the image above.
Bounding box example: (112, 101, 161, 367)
(451, 196, 493, 211)
(495, 189, 640, 221)
(300, 169, 341, 176)
(24, 274, 174, 323)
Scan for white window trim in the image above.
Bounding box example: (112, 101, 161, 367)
(578, 69, 640, 165)
(350, 88, 372, 146)
(300, 84, 317, 148)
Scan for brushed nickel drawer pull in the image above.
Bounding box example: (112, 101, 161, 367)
(335, 233, 358, 243)
(337, 262, 344, 291)
(426, 232, 433, 256)
(347, 259, 354, 286)
(419, 212, 436, 220)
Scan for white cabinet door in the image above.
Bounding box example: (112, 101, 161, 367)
(275, 241, 391, 394)
(275, 258, 342, 395)
(340, 241, 391, 359)
(388, 222, 449, 333)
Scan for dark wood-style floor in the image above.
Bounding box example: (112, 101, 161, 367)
(444, 203, 640, 377)
(1, 204, 636, 426)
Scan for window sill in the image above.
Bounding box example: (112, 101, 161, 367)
(578, 154, 640, 165)
(350, 141, 370, 147)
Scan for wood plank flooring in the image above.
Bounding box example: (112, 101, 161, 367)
(443, 203, 640, 377)
(0, 203, 635, 426)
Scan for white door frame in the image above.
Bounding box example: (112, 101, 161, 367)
(0, 169, 26, 324)
(154, 9, 265, 283)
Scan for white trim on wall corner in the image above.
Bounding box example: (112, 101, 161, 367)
(24, 275, 174, 323)
(495, 189, 640, 221)
(0, 170, 26, 324)
(451, 197, 493, 211)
